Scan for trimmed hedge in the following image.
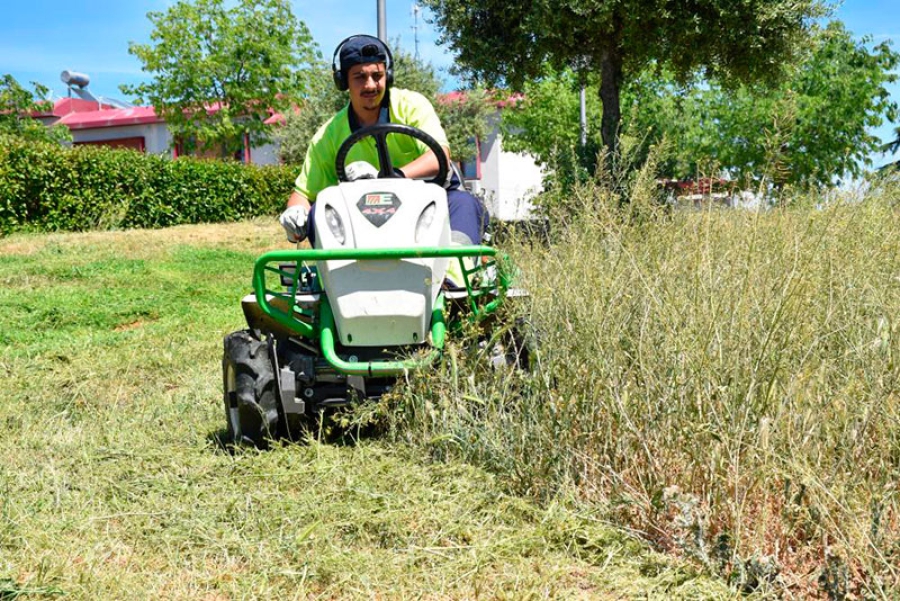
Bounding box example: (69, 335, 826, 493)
(0, 134, 296, 233)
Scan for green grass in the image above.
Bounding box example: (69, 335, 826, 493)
(0, 220, 725, 599)
(7, 176, 898, 598)
(384, 176, 900, 598)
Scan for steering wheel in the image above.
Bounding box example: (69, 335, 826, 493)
(335, 123, 449, 186)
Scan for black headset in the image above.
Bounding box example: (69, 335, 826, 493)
(331, 34, 394, 91)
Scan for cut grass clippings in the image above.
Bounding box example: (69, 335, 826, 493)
(0, 219, 726, 599)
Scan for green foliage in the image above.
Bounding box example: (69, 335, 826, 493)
(499, 69, 602, 189)
(391, 43, 441, 99)
(436, 87, 493, 164)
(276, 63, 345, 166)
(424, 0, 825, 155)
(667, 21, 900, 188)
(0, 135, 294, 233)
(882, 126, 900, 156)
(123, 0, 317, 156)
(501, 21, 899, 191)
(0, 74, 72, 144)
(277, 42, 493, 167)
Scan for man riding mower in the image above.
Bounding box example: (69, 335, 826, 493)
(221, 35, 522, 447)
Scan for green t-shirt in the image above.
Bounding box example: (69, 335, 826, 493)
(294, 88, 449, 201)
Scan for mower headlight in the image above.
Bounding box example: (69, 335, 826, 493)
(324, 205, 346, 245)
(415, 201, 437, 243)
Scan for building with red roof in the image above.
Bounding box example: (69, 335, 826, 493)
(37, 96, 278, 163)
(36, 84, 542, 220)
(438, 91, 542, 220)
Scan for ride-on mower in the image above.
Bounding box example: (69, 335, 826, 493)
(222, 124, 517, 447)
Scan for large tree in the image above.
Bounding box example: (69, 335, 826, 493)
(123, 0, 316, 157)
(423, 0, 825, 157)
(501, 21, 898, 189)
(0, 75, 71, 144)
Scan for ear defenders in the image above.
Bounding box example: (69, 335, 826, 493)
(331, 34, 394, 91)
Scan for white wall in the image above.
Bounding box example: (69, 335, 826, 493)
(71, 124, 282, 166)
(71, 123, 172, 155)
(475, 127, 543, 221)
(250, 142, 279, 166)
(498, 149, 543, 220)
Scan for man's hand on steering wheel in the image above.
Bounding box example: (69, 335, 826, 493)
(335, 123, 448, 186)
(345, 161, 379, 181)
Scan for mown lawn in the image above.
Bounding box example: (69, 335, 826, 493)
(0, 220, 725, 600)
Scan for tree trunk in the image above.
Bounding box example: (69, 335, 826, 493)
(598, 45, 624, 158)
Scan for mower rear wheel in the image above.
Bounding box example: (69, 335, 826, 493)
(222, 330, 280, 448)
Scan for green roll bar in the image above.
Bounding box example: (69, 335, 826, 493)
(252, 246, 508, 376)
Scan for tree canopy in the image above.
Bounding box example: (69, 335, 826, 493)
(501, 21, 899, 190)
(0, 75, 71, 144)
(123, 0, 316, 157)
(674, 21, 899, 187)
(423, 0, 825, 156)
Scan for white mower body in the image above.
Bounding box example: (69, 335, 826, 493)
(313, 178, 451, 347)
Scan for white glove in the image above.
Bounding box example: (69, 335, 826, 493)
(279, 204, 309, 242)
(345, 161, 379, 181)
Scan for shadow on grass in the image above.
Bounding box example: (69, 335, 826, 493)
(205, 412, 386, 454)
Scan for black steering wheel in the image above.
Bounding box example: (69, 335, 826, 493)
(335, 123, 449, 186)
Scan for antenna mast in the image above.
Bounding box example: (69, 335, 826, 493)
(411, 3, 421, 59)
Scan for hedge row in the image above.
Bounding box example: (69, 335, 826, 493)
(0, 135, 297, 234)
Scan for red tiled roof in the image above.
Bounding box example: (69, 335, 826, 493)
(30, 97, 110, 118)
(56, 106, 163, 130)
(440, 91, 467, 104)
(54, 97, 115, 114)
(438, 90, 524, 109)
(32, 97, 164, 130)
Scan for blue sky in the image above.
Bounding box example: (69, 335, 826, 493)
(2, 1, 899, 165)
(0, 1, 453, 99)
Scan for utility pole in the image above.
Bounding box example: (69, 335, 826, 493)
(377, 0, 387, 42)
(580, 87, 587, 147)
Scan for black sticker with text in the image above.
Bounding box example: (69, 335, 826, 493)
(357, 192, 401, 227)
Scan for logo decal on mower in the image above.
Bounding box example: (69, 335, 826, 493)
(364, 193, 393, 206)
(357, 192, 401, 227)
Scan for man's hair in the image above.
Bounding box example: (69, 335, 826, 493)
(331, 34, 394, 91)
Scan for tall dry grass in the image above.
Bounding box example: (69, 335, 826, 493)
(384, 173, 900, 597)
(0, 221, 728, 599)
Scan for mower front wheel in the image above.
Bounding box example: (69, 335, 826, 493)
(222, 330, 280, 448)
